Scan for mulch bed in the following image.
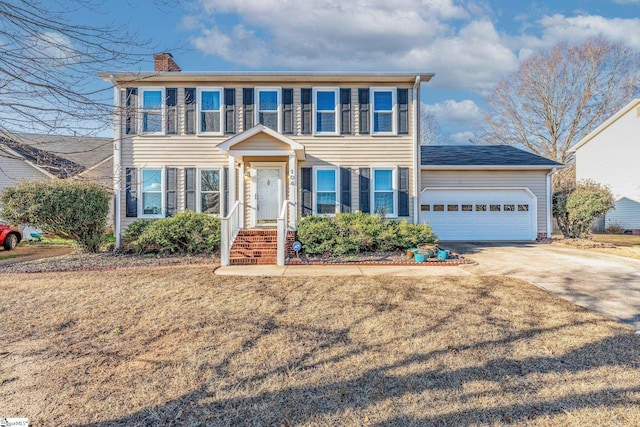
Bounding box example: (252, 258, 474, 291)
(288, 249, 472, 266)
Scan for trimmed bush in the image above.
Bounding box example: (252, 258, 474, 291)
(553, 180, 614, 238)
(124, 212, 221, 254)
(297, 212, 438, 256)
(1, 180, 110, 252)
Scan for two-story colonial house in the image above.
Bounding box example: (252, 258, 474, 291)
(103, 53, 561, 265)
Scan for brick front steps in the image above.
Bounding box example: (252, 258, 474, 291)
(229, 229, 296, 265)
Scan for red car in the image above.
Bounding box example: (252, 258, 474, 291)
(0, 223, 22, 250)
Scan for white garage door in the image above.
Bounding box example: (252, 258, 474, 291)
(420, 188, 537, 241)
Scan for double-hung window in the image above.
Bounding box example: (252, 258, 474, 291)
(198, 168, 221, 215)
(139, 87, 165, 135)
(371, 87, 396, 135)
(314, 167, 339, 215)
(255, 87, 280, 131)
(141, 168, 163, 217)
(197, 87, 223, 135)
(313, 87, 339, 135)
(372, 168, 396, 216)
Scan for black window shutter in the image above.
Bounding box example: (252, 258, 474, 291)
(243, 88, 254, 130)
(166, 88, 177, 135)
(340, 167, 351, 213)
(358, 88, 369, 134)
(283, 88, 294, 134)
(301, 167, 312, 216)
(223, 166, 229, 216)
(359, 167, 370, 213)
(224, 88, 236, 134)
(184, 168, 196, 211)
(301, 88, 312, 135)
(397, 89, 409, 135)
(398, 167, 409, 217)
(184, 88, 195, 135)
(165, 167, 177, 217)
(125, 167, 138, 217)
(340, 89, 351, 135)
(125, 88, 137, 135)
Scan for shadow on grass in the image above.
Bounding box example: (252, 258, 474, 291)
(75, 322, 640, 426)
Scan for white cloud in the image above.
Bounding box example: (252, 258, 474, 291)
(188, 0, 516, 92)
(612, 0, 640, 4)
(449, 131, 475, 144)
(423, 99, 482, 125)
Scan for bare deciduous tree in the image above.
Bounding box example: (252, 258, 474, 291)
(420, 110, 444, 145)
(0, 0, 154, 139)
(478, 37, 640, 163)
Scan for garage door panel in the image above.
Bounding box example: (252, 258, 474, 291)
(421, 189, 536, 241)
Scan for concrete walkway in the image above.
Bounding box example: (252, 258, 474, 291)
(215, 264, 471, 277)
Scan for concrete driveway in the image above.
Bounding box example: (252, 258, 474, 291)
(446, 241, 640, 332)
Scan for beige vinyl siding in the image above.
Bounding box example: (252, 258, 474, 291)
(420, 170, 549, 232)
(119, 81, 416, 229)
(0, 156, 50, 193)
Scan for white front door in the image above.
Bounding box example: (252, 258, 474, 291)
(255, 167, 282, 225)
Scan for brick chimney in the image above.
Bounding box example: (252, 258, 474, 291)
(153, 52, 181, 72)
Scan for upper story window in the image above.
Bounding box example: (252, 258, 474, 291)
(197, 87, 223, 135)
(371, 87, 397, 135)
(139, 87, 165, 135)
(255, 87, 281, 131)
(313, 87, 339, 135)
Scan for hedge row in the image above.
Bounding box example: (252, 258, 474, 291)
(296, 212, 438, 256)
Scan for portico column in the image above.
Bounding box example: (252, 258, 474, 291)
(288, 153, 297, 229)
(228, 154, 236, 210)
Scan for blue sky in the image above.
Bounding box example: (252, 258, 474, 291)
(76, 0, 640, 141)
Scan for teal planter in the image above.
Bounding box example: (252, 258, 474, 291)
(437, 250, 450, 260)
(414, 253, 425, 263)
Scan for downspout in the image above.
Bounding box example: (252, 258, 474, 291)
(412, 75, 421, 224)
(111, 75, 122, 249)
(546, 167, 557, 238)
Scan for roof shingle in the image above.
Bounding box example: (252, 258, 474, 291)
(421, 145, 563, 167)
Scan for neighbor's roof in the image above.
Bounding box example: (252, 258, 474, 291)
(421, 145, 563, 169)
(0, 133, 112, 179)
(569, 98, 640, 153)
(99, 71, 434, 85)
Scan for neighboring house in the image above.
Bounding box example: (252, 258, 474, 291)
(0, 132, 114, 224)
(104, 53, 561, 265)
(570, 99, 640, 233)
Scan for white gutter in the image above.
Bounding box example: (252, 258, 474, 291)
(111, 75, 122, 249)
(412, 75, 421, 224)
(546, 167, 557, 238)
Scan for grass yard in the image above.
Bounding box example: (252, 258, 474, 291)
(553, 233, 640, 260)
(1, 267, 639, 426)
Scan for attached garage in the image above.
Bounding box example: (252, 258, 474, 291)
(420, 188, 537, 240)
(420, 145, 563, 241)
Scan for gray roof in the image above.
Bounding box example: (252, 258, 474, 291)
(421, 145, 563, 167)
(1, 133, 112, 179)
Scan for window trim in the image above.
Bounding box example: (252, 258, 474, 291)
(370, 87, 397, 136)
(138, 167, 164, 218)
(254, 87, 282, 132)
(371, 167, 397, 217)
(312, 87, 340, 136)
(138, 86, 166, 136)
(312, 166, 340, 215)
(196, 86, 224, 136)
(196, 167, 224, 216)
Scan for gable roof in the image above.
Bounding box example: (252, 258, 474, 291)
(421, 145, 563, 169)
(569, 98, 640, 153)
(0, 133, 112, 179)
(217, 124, 306, 160)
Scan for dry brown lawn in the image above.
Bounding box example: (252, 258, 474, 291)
(554, 234, 640, 260)
(1, 267, 639, 426)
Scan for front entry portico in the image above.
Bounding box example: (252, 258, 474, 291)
(216, 125, 306, 266)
